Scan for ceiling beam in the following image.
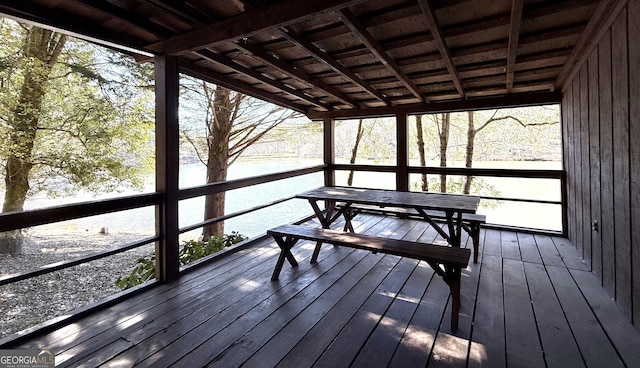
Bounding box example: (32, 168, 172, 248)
(338, 8, 425, 102)
(74, 0, 171, 37)
(194, 49, 333, 110)
(0, 1, 150, 56)
(145, 0, 214, 27)
(417, 0, 465, 99)
(307, 91, 561, 120)
(279, 26, 392, 106)
(235, 40, 359, 108)
(506, 0, 524, 93)
(179, 60, 308, 114)
(146, 0, 366, 55)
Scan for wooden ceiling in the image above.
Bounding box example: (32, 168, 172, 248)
(0, 0, 616, 118)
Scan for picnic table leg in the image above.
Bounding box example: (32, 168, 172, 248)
(444, 210, 463, 247)
(471, 222, 480, 263)
(271, 235, 299, 281)
(341, 204, 355, 232)
(308, 200, 353, 263)
(308, 199, 329, 264)
(415, 208, 451, 242)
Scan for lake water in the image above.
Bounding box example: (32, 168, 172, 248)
(26, 159, 563, 239)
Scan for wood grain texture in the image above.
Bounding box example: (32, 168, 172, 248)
(579, 65, 591, 268)
(627, 0, 640, 331)
(8, 216, 638, 367)
(587, 49, 602, 281)
(611, 8, 631, 319)
(598, 29, 615, 296)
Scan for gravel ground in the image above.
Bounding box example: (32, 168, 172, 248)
(0, 228, 156, 339)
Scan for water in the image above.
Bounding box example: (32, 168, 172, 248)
(24, 159, 563, 238)
(26, 160, 324, 239)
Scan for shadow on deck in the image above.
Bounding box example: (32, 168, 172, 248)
(7, 214, 640, 367)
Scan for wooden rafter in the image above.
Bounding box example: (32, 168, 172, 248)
(144, 0, 214, 26)
(279, 27, 391, 106)
(307, 91, 561, 120)
(146, 0, 366, 54)
(417, 0, 465, 99)
(235, 40, 358, 108)
(74, 0, 171, 37)
(0, 0, 605, 116)
(195, 50, 333, 111)
(506, 0, 524, 93)
(180, 59, 308, 114)
(338, 8, 424, 102)
(0, 1, 150, 54)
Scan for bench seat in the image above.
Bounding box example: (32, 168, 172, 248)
(337, 203, 485, 263)
(267, 224, 471, 331)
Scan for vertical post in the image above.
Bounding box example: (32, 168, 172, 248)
(561, 170, 569, 237)
(396, 113, 409, 191)
(323, 117, 335, 186)
(154, 55, 180, 283)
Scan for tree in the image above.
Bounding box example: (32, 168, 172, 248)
(462, 109, 559, 194)
(347, 119, 365, 186)
(2, 26, 66, 216)
(414, 115, 428, 191)
(181, 81, 301, 240)
(437, 113, 451, 192)
(0, 21, 154, 253)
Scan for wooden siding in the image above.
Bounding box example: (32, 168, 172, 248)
(561, 0, 638, 328)
(630, 0, 640, 329)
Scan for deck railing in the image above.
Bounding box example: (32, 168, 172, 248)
(0, 163, 565, 287)
(0, 165, 325, 288)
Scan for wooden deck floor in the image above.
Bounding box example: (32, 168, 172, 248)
(7, 214, 640, 367)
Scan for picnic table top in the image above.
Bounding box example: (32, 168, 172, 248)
(296, 186, 480, 214)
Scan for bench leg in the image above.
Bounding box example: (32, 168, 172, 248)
(311, 241, 322, 264)
(271, 235, 299, 281)
(443, 265, 463, 332)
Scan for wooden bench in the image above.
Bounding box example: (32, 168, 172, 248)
(267, 224, 471, 332)
(337, 203, 485, 263)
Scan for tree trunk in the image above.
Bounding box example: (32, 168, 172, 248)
(1, 27, 66, 254)
(415, 115, 428, 191)
(347, 119, 364, 186)
(203, 86, 233, 240)
(438, 113, 450, 193)
(463, 111, 476, 194)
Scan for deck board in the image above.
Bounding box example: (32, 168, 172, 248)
(517, 232, 542, 264)
(546, 265, 625, 368)
(4, 215, 640, 368)
(524, 262, 584, 368)
(501, 231, 521, 260)
(503, 258, 545, 368)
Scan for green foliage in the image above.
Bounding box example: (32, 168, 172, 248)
(115, 253, 156, 290)
(115, 232, 248, 290)
(0, 19, 155, 199)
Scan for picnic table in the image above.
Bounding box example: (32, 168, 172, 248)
(267, 186, 480, 331)
(296, 186, 480, 248)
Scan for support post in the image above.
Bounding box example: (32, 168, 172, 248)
(154, 55, 180, 283)
(396, 113, 409, 191)
(323, 117, 335, 186)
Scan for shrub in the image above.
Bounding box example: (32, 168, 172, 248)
(116, 231, 247, 289)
